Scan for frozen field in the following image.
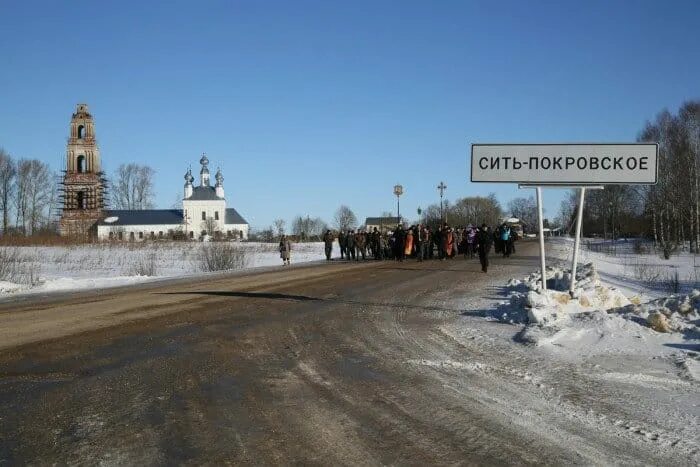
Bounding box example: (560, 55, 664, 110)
(0, 241, 328, 298)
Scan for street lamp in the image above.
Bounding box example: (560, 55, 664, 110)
(437, 181, 447, 223)
(393, 184, 403, 225)
(417, 206, 422, 224)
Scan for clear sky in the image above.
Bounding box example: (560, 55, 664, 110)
(0, 0, 698, 229)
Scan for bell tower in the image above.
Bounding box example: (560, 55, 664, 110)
(59, 104, 107, 236)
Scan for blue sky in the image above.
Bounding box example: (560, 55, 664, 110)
(0, 0, 698, 229)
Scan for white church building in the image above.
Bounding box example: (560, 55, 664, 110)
(96, 154, 249, 241)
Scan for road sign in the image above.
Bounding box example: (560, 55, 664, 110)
(471, 143, 658, 185)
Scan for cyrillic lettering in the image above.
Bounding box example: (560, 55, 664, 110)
(613, 157, 623, 170)
(529, 157, 539, 170)
(601, 157, 611, 170)
(502, 157, 511, 170)
(639, 156, 648, 170)
(479, 157, 488, 170)
(490, 158, 500, 170)
(565, 157, 575, 169)
(589, 157, 599, 170)
(513, 158, 522, 169)
(541, 157, 551, 170)
(577, 157, 587, 170)
(552, 157, 562, 170)
(626, 158, 637, 170)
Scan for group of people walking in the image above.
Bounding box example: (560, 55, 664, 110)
(304, 222, 518, 273)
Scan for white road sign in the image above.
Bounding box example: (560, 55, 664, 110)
(471, 143, 658, 185)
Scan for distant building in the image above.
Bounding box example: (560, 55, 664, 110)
(58, 104, 249, 240)
(365, 216, 401, 233)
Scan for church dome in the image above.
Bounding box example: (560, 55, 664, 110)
(215, 168, 224, 183)
(199, 153, 209, 167)
(184, 168, 194, 183)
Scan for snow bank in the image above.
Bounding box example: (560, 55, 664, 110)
(488, 263, 700, 358)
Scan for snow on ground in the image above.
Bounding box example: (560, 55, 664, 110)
(548, 236, 700, 301)
(474, 237, 700, 393)
(0, 241, 328, 299)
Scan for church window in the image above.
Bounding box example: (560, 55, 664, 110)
(118, 232, 123, 240)
(76, 191, 86, 209)
(202, 211, 206, 221)
(138, 232, 143, 240)
(129, 232, 135, 241)
(108, 232, 114, 240)
(78, 125, 85, 139)
(159, 231, 163, 238)
(189, 231, 194, 239)
(214, 211, 219, 220)
(77, 155, 86, 173)
(150, 231, 155, 239)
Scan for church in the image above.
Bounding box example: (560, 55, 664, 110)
(59, 104, 249, 240)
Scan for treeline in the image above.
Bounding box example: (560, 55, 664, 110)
(421, 194, 503, 228)
(0, 149, 57, 235)
(558, 100, 700, 257)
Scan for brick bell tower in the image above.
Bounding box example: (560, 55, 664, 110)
(59, 104, 107, 237)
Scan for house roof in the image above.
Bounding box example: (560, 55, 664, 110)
(365, 217, 400, 226)
(225, 208, 248, 225)
(98, 209, 183, 226)
(97, 208, 249, 226)
(187, 186, 223, 201)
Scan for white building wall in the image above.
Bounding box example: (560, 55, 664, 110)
(97, 224, 183, 241)
(182, 199, 226, 234)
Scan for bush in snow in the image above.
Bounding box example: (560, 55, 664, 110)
(0, 248, 41, 286)
(127, 252, 158, 276)
(198, 243, 250, 272)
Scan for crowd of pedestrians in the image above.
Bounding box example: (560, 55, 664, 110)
(307, 222, 519, 273)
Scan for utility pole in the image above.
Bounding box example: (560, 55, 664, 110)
(437, 181, 447, 223)
(393, 184, 403, 225)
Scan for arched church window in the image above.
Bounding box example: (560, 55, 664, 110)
(78, 125, 85, 139)
(77, 155, 86, 173)
(76, 191, 86, 209)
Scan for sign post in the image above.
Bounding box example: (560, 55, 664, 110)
(472, 143, 658, 297)
(536, 187, 547, 291)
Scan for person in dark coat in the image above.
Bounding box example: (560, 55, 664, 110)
(346, 230, 355, 260)
(338, 231, 346, 259)
(476, 224, 492, 273)
(394, 225, 406, 261)
(323, 229, 334, 260)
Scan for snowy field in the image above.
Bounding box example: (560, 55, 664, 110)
(0, 242, 328, 299)
(549, 237, 700, 301)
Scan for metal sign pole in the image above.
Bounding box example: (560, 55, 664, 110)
(536, 187, 547, 291)
(570, 187, 586, 295)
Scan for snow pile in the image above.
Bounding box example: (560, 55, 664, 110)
(615, 290, 700, 334)
(493, 263, 630, 327)
(490, 263, 700, 349)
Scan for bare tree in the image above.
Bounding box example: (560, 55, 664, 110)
(0, 149, 16, 233)
(202, 217, 217, 237)
(507, 196, 538, 229)
(25, 160, 54, 235)
(112, 163, 156, 209)
(292, 215, 327, 241)
(13, 159, 32, 233)
(273, 218, 286, 238)
(333, 205, 357, 232)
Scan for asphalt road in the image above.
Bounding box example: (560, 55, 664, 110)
(0, 242, 696, 465)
